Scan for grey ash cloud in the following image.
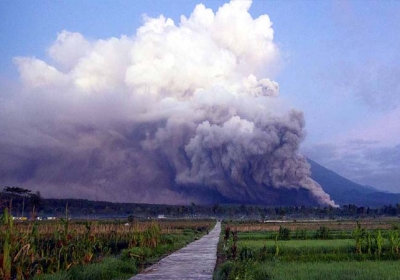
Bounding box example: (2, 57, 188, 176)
(0, 0, 335, 206)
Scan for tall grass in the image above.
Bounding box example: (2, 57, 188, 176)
(34, 257, 138, 280)
(35, 228, 206, 280)
(0, 209, 214, 279)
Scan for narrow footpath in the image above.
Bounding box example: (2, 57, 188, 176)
(129, 221, 221, 280)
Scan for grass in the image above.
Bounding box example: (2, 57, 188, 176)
(215, 222, 400, 280)
(237, 229, 369, 241)
(34, 257, 137, 280)
(239, 239, 354, 250)
(254, 261, 400, 280)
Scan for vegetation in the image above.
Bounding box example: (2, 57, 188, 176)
(217, 261, 400, 280)
(0, 208, 214, 279)
(4, 186, 400, 220)
(4, 186, 400, 279)
(214, 220, 400, 280)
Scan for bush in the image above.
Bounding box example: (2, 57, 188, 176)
(239, 245, 255, 261)
(278, 226, 291, 240)
(316, 226, 330, 239)
(215, 261, 235, 280)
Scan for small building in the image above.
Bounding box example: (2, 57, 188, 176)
(12, 217, 28, 221)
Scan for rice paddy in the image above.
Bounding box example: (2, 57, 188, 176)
(214, 219, 400, 280)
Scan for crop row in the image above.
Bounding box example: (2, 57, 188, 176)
(215, 222, 400, 280)
(226, 219, 396, 232)
(0, 208, 214, 280)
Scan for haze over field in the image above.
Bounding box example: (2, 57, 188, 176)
(0, 0, 399, 205)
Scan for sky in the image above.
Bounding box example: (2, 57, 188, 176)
(0, 0, 399, 199)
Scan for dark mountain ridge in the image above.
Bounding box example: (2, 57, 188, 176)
(308, 158, 400, 207)
(2, 159, 398, 208)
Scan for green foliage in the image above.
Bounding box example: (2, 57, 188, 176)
(215, 261, 235, 280)
(222, 227, 238, 260)
(0, 209, 213, 279)
(1, 208, 12, 280)
(216, 221, 400, 280)
(261, 261, 400, 280)
(352, 222, 365, 254)
(274, 234, 279, 256)
(316, 226, 330, 239)
(277, 226, 290, 240)
(215, 260, 258, 280)
(35, 257, 137, 280)
(375, 230, 384, 256)
(252, 265, 272, 280)
(239, 245, 254, 261)
(299, 229, 307, 240)
(364, 231, 373, 254)
(387, 229, 400, 254)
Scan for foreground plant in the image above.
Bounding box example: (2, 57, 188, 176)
(0, 210, 214, 279)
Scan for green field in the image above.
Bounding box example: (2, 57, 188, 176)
(238, 239, 355, 256)
(215, 222, 400, 280)
(242, 261, 400, 280)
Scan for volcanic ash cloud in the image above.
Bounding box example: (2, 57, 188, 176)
(0, 0, 336, 206)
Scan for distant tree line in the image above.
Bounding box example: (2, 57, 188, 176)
(2, 186, 400, 220)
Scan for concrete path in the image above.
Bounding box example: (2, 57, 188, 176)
(129, 221, 221, 280)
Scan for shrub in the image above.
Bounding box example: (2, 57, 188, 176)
(215, 261, 235, 280)
(239, 245, 254, 261)
(278, 226, 291, 240)
(316, 226, 330, 239)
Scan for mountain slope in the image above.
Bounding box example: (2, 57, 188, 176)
(308, 158, 400, 207)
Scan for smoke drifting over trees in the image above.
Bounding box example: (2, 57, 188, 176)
(0, 0, 336, 206)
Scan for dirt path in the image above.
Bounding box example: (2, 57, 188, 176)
(129, 221, 221, 280)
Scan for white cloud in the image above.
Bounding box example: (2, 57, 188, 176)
(13, 57, 69, 88)
(48, 30, 92, 71)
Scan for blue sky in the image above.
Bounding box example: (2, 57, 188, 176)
(1, 0, 399, 196)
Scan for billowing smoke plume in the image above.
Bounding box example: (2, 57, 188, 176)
(0, 0, 336, 206)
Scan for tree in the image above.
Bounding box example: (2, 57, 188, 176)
(4, 186, 31, 197)
(191, 202, 196, 218)
(29, 191, 42, 219)
(258, 207, 266, 221)
(3, 186, 31, 217)
(127, 215, 135, 223)
(212, 204, 219, 216)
